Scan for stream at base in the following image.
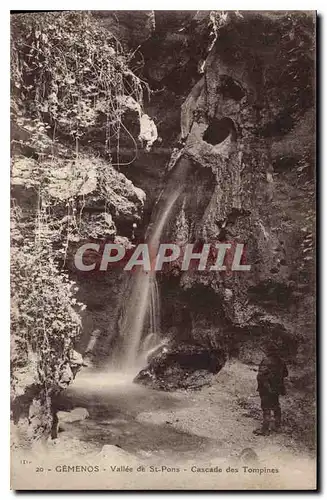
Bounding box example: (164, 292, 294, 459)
(59, 370, 212, 457)
(48, 363, 316, 492)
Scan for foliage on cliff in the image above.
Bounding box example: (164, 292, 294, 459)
(10, 11, 148, 440)
(11, 11, 146, 154)
(11, 207, 84, 391)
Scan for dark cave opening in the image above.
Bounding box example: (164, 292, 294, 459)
(219, 76, 246, 101)
(203, 117, 237, 146)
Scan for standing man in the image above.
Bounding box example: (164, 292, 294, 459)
(253, 344, 288, 436)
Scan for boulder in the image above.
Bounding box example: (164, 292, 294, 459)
(134, 342, 226, 391)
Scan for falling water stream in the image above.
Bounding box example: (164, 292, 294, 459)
(117, 158, 192, 372)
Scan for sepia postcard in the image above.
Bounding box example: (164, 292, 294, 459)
(10, 10, 316, 490)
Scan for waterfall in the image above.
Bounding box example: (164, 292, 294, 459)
(118, 158, 192, 372)
(149, 277, 160, 337)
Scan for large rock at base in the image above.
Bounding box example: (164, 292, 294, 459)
(134, 343, 226, 391)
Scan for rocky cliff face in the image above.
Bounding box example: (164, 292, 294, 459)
(153, 11, 315, 367)
(91, 11, 315, 369)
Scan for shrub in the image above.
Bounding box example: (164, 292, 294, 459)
(11, 206, 85, 391)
